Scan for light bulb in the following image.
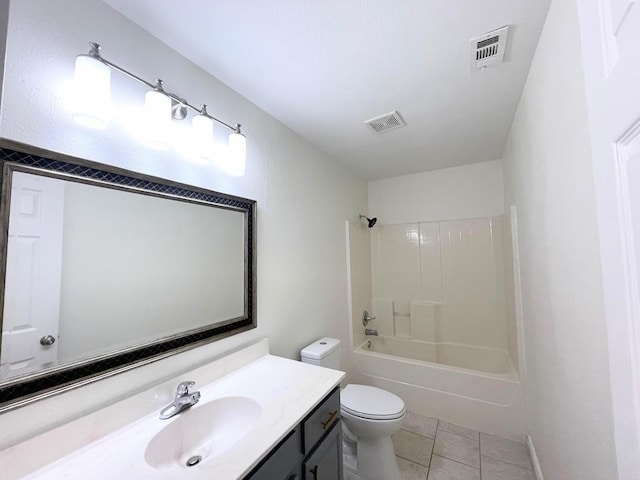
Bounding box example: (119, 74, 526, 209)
(72, 55, 111, 129)
(143, 89, 172, 150)
(192, 113, 214, 161)
(227, 130, 246, 176)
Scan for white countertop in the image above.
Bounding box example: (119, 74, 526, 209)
(0, 342, 344, 479)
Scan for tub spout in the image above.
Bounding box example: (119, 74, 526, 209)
(365, 328, 379, 336)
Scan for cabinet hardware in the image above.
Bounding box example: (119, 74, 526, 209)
(321, 410, 338, 430)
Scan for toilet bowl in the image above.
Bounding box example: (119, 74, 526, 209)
(340, 384, 406, 480)
(300, 338, 406, 480)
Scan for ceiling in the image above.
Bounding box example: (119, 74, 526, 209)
(100, 0, 551, 180)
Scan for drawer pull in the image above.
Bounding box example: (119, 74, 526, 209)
(310, 465, 319, 479)
(320, 410, 338, 430)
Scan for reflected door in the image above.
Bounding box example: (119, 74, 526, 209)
(0, 172, 64, 378)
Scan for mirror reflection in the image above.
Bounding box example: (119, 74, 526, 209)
(1, 171, 245, 381)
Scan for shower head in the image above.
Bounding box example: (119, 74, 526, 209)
(359, 215, 377, 228)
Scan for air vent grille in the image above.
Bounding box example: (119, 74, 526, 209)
(470, 26, 509, 72)
(476, 36, 499, 60)
(364, 111, 406, 134)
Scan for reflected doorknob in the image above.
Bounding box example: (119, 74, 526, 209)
(40, 335, 56, 346)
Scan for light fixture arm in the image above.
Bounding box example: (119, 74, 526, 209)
(83, 42, 239, 132)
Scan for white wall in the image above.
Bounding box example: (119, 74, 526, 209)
(0, 0, 367, 448)
(0, 1, 8, 124)
(501, 0, 618, 478)
(368, 160, 504, 225)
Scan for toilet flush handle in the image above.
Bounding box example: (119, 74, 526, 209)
(362, 310, 376, 326)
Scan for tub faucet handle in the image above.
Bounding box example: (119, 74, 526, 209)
(362, 310, 376, 326)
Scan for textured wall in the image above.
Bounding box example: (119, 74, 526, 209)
(501, 0, 617, 477)
(368, 160, 504, 225)
(0, 0, 367, 448)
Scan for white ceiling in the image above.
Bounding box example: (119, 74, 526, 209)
(101, 0, 551, 180)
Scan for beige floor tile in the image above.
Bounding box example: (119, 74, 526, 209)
(481, 455, 535, 480)
(403, 412, 439, 438)
(393, 430, 435, 467)
(437, 421, 479, 441)
(427, 455, 480, 480)
(480, 433, 531, 470)
(433, 430, 480, 468)
(397, 456, 429, 480)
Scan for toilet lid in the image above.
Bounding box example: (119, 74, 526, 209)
(340, 384, 405, 420)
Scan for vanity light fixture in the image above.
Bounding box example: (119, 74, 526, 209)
(73, 51, 111, 129)
(227, 126, 247, 176)
(73, 42, 247, 174)
(143, 79, 172, 151)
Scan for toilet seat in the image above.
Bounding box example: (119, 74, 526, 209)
(340, 384, 406, 420)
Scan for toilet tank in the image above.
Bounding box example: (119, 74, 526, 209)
(300, 337, 341, 369)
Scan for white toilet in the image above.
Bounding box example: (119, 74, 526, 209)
(301, 337, 406, 480)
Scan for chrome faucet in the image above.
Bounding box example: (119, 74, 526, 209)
(159, 381, 201, 420)
(365, 328, 379, 336)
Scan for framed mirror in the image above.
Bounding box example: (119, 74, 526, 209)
(0, 140, 256, 411)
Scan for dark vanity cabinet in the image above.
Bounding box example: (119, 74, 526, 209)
(246, 387, 343, 480)
(303, 421, 342, 480)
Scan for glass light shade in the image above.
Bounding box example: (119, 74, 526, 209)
(192, 114, 214, 161)
(227, 131, 246, 176)
(143, 90, 172, 150)
(72, 55, 111, 129)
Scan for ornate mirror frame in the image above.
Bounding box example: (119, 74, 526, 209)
(0, 139, 256, 412)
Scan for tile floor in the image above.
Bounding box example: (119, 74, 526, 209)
(392, 412, 535, 480)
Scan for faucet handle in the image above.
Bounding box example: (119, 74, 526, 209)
(176, 381, 196, 396)
(362, 310, 376, 326)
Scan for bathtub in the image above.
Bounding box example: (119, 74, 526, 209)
(353, 336, 519, 406)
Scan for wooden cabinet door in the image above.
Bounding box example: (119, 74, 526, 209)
(246, 428, 302, 480)
(303, 421, 343, 480)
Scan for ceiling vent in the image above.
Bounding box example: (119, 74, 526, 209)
(364, 111, 406, 134)
(469, 26, 509, 72)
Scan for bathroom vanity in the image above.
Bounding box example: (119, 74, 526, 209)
(0, 144, 344, 479)
(246, 387, 342, 479)
(0, 339, 345, 479)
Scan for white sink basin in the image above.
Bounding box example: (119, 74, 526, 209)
(144, 396, 261, 470)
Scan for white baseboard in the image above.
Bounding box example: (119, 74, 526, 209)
(526, 434, 544, 480)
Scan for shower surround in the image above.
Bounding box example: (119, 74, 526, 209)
(346, 216, 525, 439)
(371, 217, 514, 365)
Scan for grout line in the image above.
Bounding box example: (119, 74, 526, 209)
(400, 427, 436, 440)
(427, 419, 438, 479)
(430, 427, 482, 471)
(396, 453, 430, 467)
(435, 453, 481, 471)
(431, 454, 482, 474)
(480, 453, 534, 471)
(479, 427, 483, 479)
